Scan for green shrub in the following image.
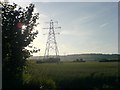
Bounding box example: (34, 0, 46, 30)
(40, 79, 56, 90)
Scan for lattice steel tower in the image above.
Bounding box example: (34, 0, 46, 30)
(43, 20, 61, 60)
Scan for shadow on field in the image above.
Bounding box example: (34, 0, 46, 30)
(56, 76, 119, 90)
(22, 75, 119, 90)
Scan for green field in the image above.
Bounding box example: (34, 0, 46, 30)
(23, 61, 119, 89)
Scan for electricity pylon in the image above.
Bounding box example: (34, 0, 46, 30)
(43, 20, 61, 61)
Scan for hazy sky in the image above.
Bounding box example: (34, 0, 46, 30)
(9, 1, 118, 56)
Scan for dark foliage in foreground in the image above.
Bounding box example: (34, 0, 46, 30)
(1, 2, 39, 89)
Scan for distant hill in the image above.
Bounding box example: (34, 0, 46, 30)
(28, 54, 120, 62)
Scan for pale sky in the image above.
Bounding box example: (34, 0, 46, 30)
(8, 1, 118, 56)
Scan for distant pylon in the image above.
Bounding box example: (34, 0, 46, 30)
(43, 19, 61, 60)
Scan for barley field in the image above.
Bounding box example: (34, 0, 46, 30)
(23, 61, 119, 89)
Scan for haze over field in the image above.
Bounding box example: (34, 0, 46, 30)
(9, 1, 118, 56)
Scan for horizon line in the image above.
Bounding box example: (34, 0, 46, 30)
(32, 53, 120, 56)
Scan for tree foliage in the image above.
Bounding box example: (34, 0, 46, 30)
(1, 2, 39, 88)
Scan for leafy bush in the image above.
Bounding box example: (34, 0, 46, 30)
(1, 1, 39, 88)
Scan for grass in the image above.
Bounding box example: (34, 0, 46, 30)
(23, 61, 119, 89)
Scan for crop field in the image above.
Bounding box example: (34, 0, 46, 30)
(23, 61, 120, 89)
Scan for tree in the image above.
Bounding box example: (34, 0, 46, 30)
(1, 2, 39, 88)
